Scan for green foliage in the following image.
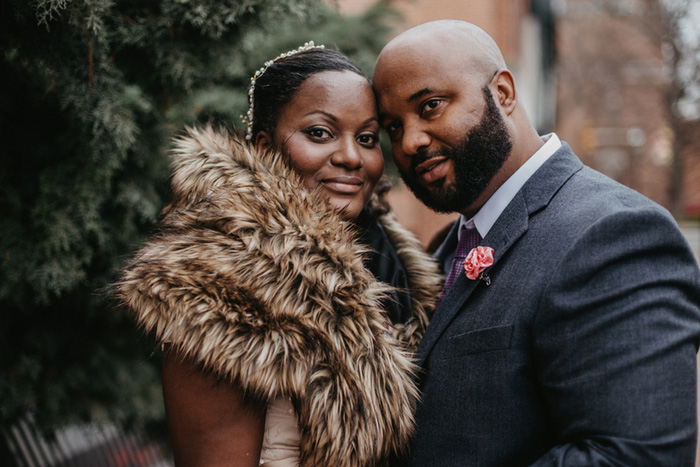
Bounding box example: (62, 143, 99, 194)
(0, 0, 399, 431)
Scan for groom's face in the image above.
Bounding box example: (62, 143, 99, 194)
(373, 47, 512, 216)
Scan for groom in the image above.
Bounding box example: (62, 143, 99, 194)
(373, 20, 700, 466)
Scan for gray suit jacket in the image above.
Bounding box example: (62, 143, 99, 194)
(407, 143, 700, 466)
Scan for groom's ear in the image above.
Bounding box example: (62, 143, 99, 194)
(255, 131, 272, 151)
(494, 70, 517, 116)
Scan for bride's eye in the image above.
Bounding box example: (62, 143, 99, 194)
(357, 132, 379, 147)
(305, 127, 333, 141)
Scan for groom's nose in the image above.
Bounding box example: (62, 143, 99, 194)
(399, 121, 432, 159)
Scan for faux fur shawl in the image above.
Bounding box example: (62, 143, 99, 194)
(117, 126, 441, 466)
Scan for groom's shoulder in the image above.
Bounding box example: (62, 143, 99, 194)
(535, 149, 678, 238)
(554, 149, 664, 214)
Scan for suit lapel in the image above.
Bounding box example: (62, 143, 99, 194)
(415, 194, 529, 366)
(415, 144, 583, 367)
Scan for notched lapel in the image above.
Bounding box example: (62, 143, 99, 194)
(416, 145, 583, 368)
(416, 194, 530, 367)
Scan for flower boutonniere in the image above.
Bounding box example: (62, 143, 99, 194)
(463, 246, 494, 285)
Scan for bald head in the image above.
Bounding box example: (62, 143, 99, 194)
(372, 19, 544, 217)
(375, 20, 507, 85)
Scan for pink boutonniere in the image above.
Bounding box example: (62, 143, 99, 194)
(463, 246, 494, 284)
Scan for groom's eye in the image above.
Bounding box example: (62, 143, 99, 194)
(421, 99, 441, 115)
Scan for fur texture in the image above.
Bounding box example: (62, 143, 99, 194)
(117, 126, 441, 466)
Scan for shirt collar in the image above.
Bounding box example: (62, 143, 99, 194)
(458, 133, 561, 240)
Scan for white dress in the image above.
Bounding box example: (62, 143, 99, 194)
(258, 397, 301, 466)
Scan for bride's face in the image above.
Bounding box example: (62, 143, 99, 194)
(270, 70, 384, 220)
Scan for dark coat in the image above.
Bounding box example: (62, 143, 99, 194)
(408, 143, 700, 466)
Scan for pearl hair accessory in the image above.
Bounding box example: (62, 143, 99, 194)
(242, 41, 325, 141)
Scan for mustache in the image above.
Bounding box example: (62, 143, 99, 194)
(410, 147, 449, 173)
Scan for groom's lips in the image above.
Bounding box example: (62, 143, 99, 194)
(415, 156, 449, 185)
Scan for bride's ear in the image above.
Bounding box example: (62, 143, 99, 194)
(255, 131, 272, 151)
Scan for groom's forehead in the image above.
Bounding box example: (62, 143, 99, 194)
(374, 63, 470, 107)
(375, 51, 443, 93)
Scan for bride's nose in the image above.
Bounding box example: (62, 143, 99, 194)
(330, 136, 363, 169)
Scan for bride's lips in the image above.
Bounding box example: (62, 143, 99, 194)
(415, 156, 448, 185)
(321, 175, 364, 194)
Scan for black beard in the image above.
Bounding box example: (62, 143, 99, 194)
(399, 86, 513, 214)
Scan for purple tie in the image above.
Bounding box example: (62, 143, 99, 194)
(440, 225, 481, 300)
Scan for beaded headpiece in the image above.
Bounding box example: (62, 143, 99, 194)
(242, 41, 326, 141)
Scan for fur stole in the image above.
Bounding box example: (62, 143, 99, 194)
(116, 126, 441, 466)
